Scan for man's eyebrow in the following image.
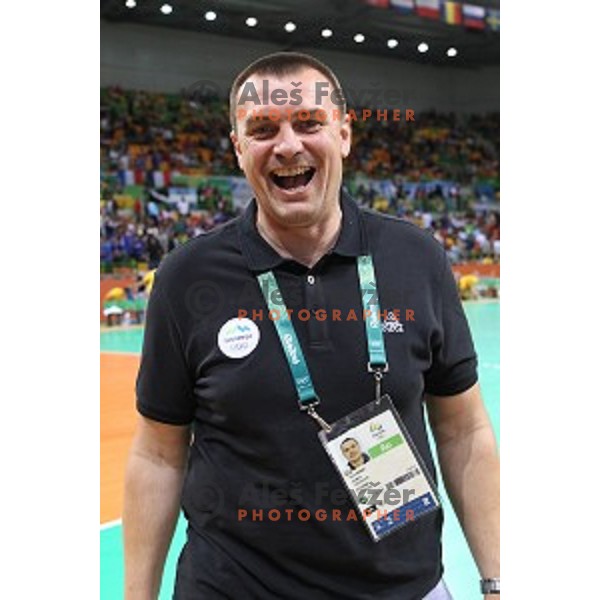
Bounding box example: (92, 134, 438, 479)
(243, 117, 277, 131)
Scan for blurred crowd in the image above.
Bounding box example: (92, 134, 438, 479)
(101, 87, 498, 183)
(101, 87, 235, 176)
(101, 87, 499, 271)
(353, 183, 499, 264)
(100, 183, 238, 271)
(347, 111, 498, 183)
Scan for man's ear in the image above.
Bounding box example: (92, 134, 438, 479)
(230, 130, 243, 169)
(340, 115, 352, 159)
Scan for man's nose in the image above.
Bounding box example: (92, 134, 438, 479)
(273, 123, 303, 159)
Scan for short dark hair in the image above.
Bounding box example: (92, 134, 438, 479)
(229, 51, 347, 131)
(340, 437, 359, 449)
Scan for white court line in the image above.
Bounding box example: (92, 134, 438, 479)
(101, 518, 122, 531)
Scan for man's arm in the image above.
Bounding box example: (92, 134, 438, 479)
(123, 416, 191, 600)
(425, 382, 500, 597)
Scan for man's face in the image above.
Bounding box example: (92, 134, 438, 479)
(231, 67, 351, 229)
(341, 439, 362, 463)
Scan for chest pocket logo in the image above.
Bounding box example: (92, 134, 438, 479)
(382, 313, 404, 334)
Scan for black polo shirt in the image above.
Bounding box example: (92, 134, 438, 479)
(136, 192, 478, 600)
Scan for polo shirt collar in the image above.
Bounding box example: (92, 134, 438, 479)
(238, 189, 369, 272)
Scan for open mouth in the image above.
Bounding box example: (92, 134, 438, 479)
(270, 166, 316, 191)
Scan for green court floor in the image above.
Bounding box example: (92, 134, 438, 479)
(101, 300, 499, 599)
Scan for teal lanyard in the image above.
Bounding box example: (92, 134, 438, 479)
(357, 255, 388, 370)
(256, 255, 388, 425)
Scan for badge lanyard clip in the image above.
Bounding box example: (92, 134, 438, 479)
(374, 371, 382, 402)
(368, 362, 389, 403)
(306, 404, 333, 433)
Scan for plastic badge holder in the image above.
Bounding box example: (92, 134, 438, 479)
(318, 394, 441, 542)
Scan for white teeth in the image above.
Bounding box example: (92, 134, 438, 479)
(272, 166, 312, 177)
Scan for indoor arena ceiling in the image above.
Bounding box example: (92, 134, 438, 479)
(100, 0, 500, 68)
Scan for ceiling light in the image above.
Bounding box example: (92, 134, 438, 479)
(125, 0, 136, 8)
(321, 28, 333, 38)
(246, 17, 258, 27)
(387, 38, 399, 49)
(160, 4, 173, 15)
(447, 47, 458, 57)
(205, 11, 217, 21)
(354, 33, 365, 43)
(417, 42, 429, 53)
(284, 22, 296, 32)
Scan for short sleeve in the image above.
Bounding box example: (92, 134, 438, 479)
(423, 254, 478, 396)
(135, 274, 196, 424)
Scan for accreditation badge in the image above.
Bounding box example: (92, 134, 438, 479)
(318, 395, 440, 542)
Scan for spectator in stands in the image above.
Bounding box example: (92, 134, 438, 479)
(144, 233, 164, 270)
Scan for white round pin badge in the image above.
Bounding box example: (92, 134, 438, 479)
(217, 317, 260, 359)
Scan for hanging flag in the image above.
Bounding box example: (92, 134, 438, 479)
(415, 0, 441, 19)
(364, 0, 390, 7)
(463, 4, 486, 30)
(390, 0, 414, 14)
(443, 1, 462, 25)
(486, 8, 500, 32)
